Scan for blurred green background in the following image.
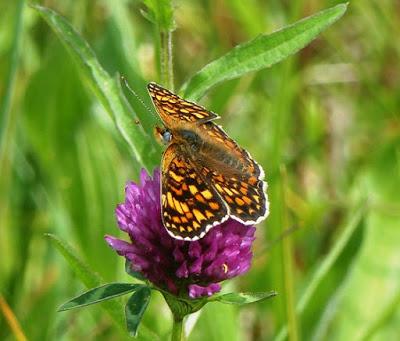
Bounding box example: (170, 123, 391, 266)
(1, 0, 399, 340)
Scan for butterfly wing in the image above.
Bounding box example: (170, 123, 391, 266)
(148, 82, 218, 124)
(201, 122, 264, 179)
(201, 166, 269, 224)
(199, 122, 269, 223)
(161, 144, 229, 240)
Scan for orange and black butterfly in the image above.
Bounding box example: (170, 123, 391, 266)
(148, 82, 269, 241)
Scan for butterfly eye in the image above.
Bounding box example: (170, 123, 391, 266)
(162, 130, 172, 144)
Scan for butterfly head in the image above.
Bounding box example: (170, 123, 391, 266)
(155, 126, 172, 145)
(162, 130, 172, 144)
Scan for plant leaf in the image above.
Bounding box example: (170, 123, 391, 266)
(182, 3, 348, 101)
(58, 283, 144, 311)
(142, 0, 176, 31)
(45, 234, 125, 332)
(31, 4, 158, 171)
(125, 286, 152, 337)
(212, 291, 277, 305)
(46, 234, 158, 340)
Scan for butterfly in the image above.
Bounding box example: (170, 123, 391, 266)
(148, 82, 269, 241)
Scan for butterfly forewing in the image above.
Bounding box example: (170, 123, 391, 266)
(161, 144, 229, 240)
(148, 82, 218, 123)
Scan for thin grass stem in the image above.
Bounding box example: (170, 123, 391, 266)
(280, 166, 299, 341)
(273, 204, 365, 341)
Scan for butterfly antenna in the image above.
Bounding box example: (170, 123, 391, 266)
(120, 75, 157, 119)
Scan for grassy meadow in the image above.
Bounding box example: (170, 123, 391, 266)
(1, 0, 400, 340)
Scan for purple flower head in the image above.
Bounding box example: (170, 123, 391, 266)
(105, 169, 256, 299)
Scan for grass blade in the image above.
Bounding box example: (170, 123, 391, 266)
(273, 205, 364, 341)
(31, 4, 158, 171)
(0, 0, 25, 224)
(313, 148, 400, 340)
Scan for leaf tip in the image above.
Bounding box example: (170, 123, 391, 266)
(57, 304, 69, 312)
(335, 2, 349, 16)
(128, 330, 138, 338)
(29, 3, 45, 12)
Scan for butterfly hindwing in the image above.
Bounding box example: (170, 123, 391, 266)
(202, 167, 269, 224)
(161, 144, 228, 240)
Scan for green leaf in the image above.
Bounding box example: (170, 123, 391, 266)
(182, 3, 348, 101)
(45, 234, 102, 288)
(58, 283, 144, 311)
(142, 0, 176, 31)
(125, 286, 152, 337)
(46, 234, 158, 340)
(31, 4, 158, 171)
(212, 291, 277, 305)
(45, 234, 126, 332)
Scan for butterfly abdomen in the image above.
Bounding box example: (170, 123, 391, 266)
(176, 128, 246, 176)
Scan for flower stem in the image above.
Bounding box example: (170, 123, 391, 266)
(160, 30, 174, 90)
(171, 316, 184, 341)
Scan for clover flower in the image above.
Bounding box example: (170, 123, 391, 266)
(105, 169, 256, 299)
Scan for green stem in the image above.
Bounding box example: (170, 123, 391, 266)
(273, 205, 365, 341)
(160, 30, 174, 90)
(171, 316, 184, 341)
(280, 166, 299, 341)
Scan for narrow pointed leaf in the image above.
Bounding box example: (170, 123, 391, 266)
(182, 3, 348, 101)
(31, 4, 158, 170)
(46, 234, 158, 340)
(125, 286, 152, 337)
(213, 291, 277, 305)
(45, 234, 125, 332)
(58, 283, 143, 311)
